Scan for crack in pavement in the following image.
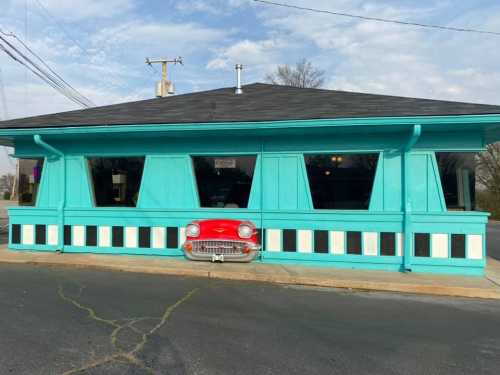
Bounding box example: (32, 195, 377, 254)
(58, 284, 199, 375)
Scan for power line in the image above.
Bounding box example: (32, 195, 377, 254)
(0, 37, 91, 107)
(253, 0, 500, 36)
(0, 40, 92, 108)
(1, 29, 95, 107)
(0, 29, 94, 108)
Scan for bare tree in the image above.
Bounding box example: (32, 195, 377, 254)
(476, 143, 500, 217)
(477, 143, 500, 195)
(265, 59, 325, 88)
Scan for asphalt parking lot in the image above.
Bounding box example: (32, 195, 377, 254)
(1, 263, 500, 375)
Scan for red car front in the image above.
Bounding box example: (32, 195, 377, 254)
(182, 219, 260, 262)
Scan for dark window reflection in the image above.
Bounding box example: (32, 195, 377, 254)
(88, 157, 145, 207)
(192, 156, 256, 208)
(18, 158, 44, 206)
(305, 154, 379, 209)
(436, 152, 476, 211)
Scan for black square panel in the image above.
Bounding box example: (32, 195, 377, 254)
(112, 226, 124, 247)
(167, 227, 178, 249)
(35, 225, 46, 245)
(314, 230, 329, 253)
(451, 234, 466, 258)
(414, 233, 430, 257)
(64, 225, 72, 246)
(347, 231, 362, 254)
(139, 227, 151, 248)
(12, 224, 21, 244)
(283, 229, 296, 252)
(380, 232, 396, 256)
(86, 226, 97, 246)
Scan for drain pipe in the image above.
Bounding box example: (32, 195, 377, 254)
(34, 135, 65, 252)
(402, 124, 421, 272)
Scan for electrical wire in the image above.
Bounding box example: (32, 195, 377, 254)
(0, 37, 90, 107)
(0, 40, 92, 108)
(1, 29, 95, 107)
(0, 29, 94, 108)
(253, 0, 500, 36)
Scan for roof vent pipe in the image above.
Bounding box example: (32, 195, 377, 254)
(235, 64, 243, 95)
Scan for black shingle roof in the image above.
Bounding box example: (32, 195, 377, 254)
(1, 83, 500, 129)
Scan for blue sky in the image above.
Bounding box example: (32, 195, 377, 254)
(0, 0, 500, 173)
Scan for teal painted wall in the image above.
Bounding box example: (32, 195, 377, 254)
(138, 155, 198, 209)
(408, 152, 446, 212)
(17, 133, 478, 213)
(8, 128, 489, 275)
(262, 154, 312, 210)
(37, 156, 93, 208)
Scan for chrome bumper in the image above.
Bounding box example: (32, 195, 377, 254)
(183, 240, 260, 262)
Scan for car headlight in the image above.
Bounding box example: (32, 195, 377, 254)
(238, 223, 253, 239)
(186, 223, 200, 237)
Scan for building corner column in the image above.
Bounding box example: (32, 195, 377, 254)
(402, 125, 421, 272)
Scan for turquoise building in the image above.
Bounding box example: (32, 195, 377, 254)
(1, 83, 500, 275)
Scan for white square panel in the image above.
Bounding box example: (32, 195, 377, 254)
(47, 225, 58, 246)
(152, 227, 166, 249)
(297, 230, 313, 253)
(363, 232, 378, 256)
(98, 226, 111, 247)
(467, 234, 483, 260)
(125, 227, 138, 248)
(431, 233, 449, 258)
(266, 229, 281, 252)
(330, 231, 345, 254)
(73, 225, 85, 247)
(22, 224, 34, 245)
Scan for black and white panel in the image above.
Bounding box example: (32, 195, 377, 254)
(11, 224, 59, 246)
(53, 224, 187, 250)
(264, 229, 401, 256)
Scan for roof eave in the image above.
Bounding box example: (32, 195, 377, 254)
(0, 114, 500, 139)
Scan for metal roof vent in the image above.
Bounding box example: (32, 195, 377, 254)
(235, 64, 243, 95)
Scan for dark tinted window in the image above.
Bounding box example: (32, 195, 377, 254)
(305, 154, 379, 209)
(18, 158, 44, 206)
(88, 157, 145, 207)
(192, 156, 256, 208)
(436, 153, 476, 210)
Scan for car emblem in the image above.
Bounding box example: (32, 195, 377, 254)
(213, 228, 226, 233)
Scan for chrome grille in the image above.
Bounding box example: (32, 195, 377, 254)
(192, 240, 246, 255)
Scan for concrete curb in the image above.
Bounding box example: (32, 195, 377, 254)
(2, 255, 500, 300)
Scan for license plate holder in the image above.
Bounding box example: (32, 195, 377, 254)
(212, 254, 224, 262)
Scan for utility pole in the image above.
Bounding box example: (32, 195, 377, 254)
(145, 57, 183, 97)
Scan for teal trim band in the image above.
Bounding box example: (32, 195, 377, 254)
(1, 114, 500, 137)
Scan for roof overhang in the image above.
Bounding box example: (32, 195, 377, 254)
(1, 114, 500, 146)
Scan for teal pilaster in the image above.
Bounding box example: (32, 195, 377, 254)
(33, 135, 65, 251)
(402, 125, 422, 271)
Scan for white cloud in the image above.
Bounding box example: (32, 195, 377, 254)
(176, 0, 222, 15)
(91, 20, 229, 57)
(207, 38, 290, 71)
(21, 0, 136, 21)
(249, 0, 500, 104)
